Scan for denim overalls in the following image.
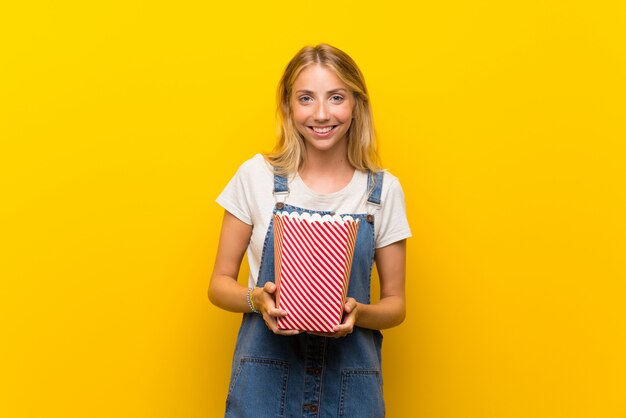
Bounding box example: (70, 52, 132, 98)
(225, 171, 385, 418)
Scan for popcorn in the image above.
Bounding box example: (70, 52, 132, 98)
(273, 211, 360, 332)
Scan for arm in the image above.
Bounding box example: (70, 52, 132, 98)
(208, 210, 300, 335)
(208, 210, 253, 312)
(332, 239, 407, 335)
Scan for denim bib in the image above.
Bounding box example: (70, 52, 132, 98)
(225, 171, 385, 418)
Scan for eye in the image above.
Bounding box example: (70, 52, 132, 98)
(298, 95, 313, 103)
(330, 95, 344, 102)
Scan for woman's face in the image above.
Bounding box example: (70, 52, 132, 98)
(290, 64, 355, 155)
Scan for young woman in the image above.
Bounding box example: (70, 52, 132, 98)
(209, 44, 411, 417)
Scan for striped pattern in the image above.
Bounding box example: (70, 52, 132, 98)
(274, 212, 360, 332)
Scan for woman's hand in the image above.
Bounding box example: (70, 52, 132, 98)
(332, 297, 359, 337)
(252, 282, 301, 336)
(307, 297, 360, 338)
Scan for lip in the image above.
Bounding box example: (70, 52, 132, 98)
(307, 125, 337, 138)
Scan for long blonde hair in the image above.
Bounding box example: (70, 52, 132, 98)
(265, 44, 381, 176)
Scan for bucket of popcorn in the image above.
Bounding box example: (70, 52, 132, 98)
(273, 211, 360, 333)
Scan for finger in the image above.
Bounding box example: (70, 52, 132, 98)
(264, 317, 279, 333)
(275, 329, 302, 336)
(266, 320, 301, 336)
(333, 324, 352, 334)
(333, 319, 354, 334)
(263, 313, 298, 334)
(266, 307, 289, 317)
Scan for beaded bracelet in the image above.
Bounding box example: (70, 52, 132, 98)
(247, 287, 260, 314)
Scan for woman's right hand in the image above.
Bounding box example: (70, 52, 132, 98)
(252, 282, 301, 336)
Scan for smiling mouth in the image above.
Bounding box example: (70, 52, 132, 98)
(308, 126, 337, 135)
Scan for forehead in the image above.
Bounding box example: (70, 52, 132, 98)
(292, 64, 349, 92)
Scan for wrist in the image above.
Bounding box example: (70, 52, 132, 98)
(353, 300, 365, 326)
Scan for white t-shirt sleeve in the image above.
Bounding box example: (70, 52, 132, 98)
(216, 161, 254, 225)
(375, 176, 412, 248)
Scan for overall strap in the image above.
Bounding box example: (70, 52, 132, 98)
(273, 173, 289, 194)
(366, 171, 384, 205)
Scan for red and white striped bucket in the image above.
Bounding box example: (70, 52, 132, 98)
(273, 212, 360, 332)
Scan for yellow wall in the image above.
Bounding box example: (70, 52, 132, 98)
(1, 1, 625, 417)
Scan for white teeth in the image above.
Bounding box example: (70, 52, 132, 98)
(312, 126, 332, 133)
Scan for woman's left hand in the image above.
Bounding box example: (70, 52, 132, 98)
(308, 298, 359, 338)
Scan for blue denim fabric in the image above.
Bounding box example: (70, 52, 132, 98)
(225, 172, 386, 418)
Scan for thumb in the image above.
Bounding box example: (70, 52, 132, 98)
(345, 298, 357, 312)
(263, 281, 277, 293)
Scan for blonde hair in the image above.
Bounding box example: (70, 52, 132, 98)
(265, 44, 381, 176)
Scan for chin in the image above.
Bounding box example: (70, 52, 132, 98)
(305, 140, 345, 152)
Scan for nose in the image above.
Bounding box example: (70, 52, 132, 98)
(314, 102, 330, 122)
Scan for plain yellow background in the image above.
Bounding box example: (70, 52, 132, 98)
(1, 1, 625, 417)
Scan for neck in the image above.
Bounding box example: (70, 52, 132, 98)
(299, 145, 355, 194)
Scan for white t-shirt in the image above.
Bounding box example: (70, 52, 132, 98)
(217, 154, 412, 288)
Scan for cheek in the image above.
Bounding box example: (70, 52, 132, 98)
(290, 111, 307, 136)
(337, 106, 354, 123)
(336, 98, 355, 122)
(291, 105, 307, 124)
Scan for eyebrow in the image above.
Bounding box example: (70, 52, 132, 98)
(295, 88, 348, 95)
